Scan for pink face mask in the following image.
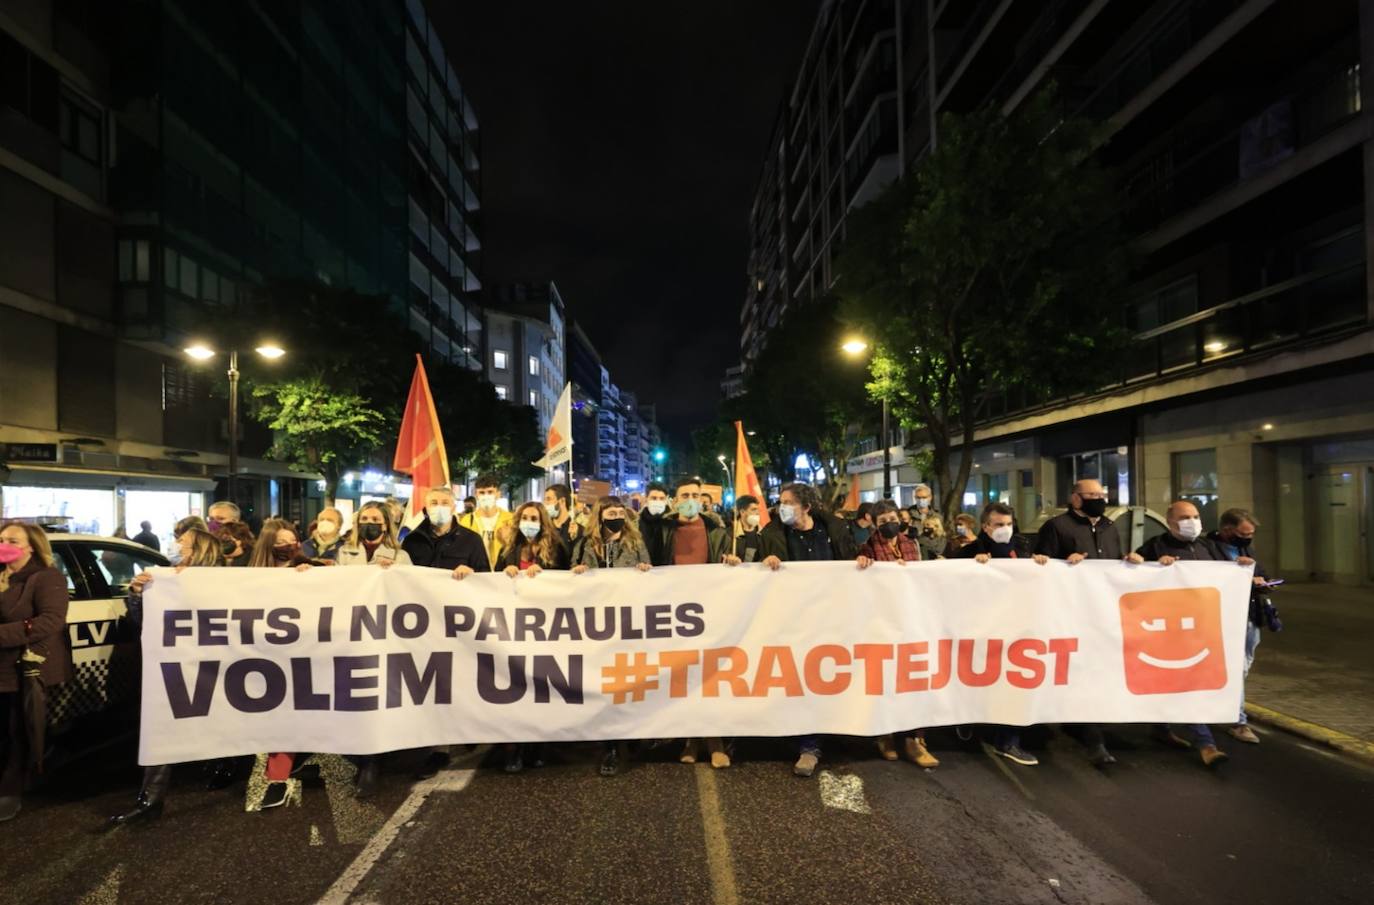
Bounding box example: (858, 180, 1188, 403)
(0, 544, 26, 565)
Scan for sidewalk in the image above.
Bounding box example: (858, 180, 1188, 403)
(1243, 581, 1374, 751)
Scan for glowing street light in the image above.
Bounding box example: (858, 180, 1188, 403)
(184, 343, 216, 360)
(839, 336, 890, 500)
(841, 338, 869, 356)
(184, 342, 286, 500)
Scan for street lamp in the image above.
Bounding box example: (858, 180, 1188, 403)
(184, 342, 286, 502)
(841, 337, 891, 501)
(716, 453, 732, 492)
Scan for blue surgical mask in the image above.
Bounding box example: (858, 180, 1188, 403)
(646, 500, 667, 516)
(677, 499, 700, 519)
(545, 503, 560, 519)
(779, 504, 798, 525)
(519, 522, 541, 540)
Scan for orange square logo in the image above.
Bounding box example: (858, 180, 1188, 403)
(1119, 588, 1226, 695)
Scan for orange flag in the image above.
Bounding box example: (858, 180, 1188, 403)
(734, 421, 770, 528)
(842, 472, 861, 511)
(393, 354, 450, 518)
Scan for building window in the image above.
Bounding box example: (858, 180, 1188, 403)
(495, 384, 507, 400)
(529, 390, 537, 407)
(1172, 449, 1218, 528)
(164, 248, 179, 289)
(179, 256, 198, 297)
(528, 355, 540, 376)
(118, 239, 151, 283)
(59, 90, 102, 165)
(493, 350, 507, 370)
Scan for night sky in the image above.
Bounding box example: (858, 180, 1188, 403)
(433, 1, 821, 440)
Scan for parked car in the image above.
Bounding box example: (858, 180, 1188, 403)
(41, 531, 169, 732)
(1018, 505, 1170, 555)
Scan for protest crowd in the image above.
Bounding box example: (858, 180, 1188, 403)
(0, 473, 1273, 826)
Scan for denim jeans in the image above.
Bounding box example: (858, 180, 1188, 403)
(993, 727, 1020, 750)
(1180, 723, 1216, 747)
(798, 735, 822, 757)
(1236, 623, 1262, 725)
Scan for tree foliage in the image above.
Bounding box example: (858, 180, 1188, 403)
(250, 379, 386, 504)
(835, 91, 1131, 521)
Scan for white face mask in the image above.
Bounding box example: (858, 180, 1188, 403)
(545, 503, 560, 519)
(428, 505, 453, 527)
(477, 493, 498, 512)
(745, 512, 761, 529)
(990, 525, 1014, 544)
(316, 520, 338, 537)
(778, 504, 798, 525)
(646, 500, 667, 516)
(956, 525, 970, 537)
(915, 497, 931, 510)
(1175, 517, 1202, 541)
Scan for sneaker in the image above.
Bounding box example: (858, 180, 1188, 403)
(1228, 724, 1260, 745)
(1087, 744, 1117, 767)
(504, 749, 524, 774)
(679, 739, 698, 765)
(876, 736, 898, 761)
(793, 752, 819, 777)
(260, 782, 289, 810)
(0, 796, 20, 822)
(904, 737, 940, 768)
(1200, 745, 1229, 769)
(414, 750, 450, 780)
(599, 747, 620, 777)
(706, 738, 731, 769)
(997, 744, 1039, 766)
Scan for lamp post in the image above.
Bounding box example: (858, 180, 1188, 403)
(185, 342, 285, 502)
(716, 453, 732, 496)
(841, 338, 891, 501)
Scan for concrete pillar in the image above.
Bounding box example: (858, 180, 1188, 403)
(1275, 445, 1308, 574)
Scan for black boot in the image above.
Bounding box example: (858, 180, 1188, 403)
(354, 757, 379, 799)
(414, 748, 450, 780)
(599, 745, 620, 777)
(503, 744, 523, 774)
(109, 765, 171, 827)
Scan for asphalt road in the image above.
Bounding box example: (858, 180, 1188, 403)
(8, 723, 1374, 905)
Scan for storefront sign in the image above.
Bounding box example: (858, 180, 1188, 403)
(2, 443, 58, 463)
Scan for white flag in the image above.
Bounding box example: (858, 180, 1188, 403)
(533, 382, 573, 469)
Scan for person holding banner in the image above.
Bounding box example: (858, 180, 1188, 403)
(855, 501, 940, 769)
(758, 483, 857, 778)
(497, 502, 570, 773)
(1033, 478, 1143, 767)
(459, 474, 515, 571)
(954, 502, 1050, 767)
(1136, 499, 1254, 769)
(336, 502, 412, 568)
(112, 529, 227, 826)
(302, 507, 345, 561)
(654, 479, 730, 568)
(733, 495, 765, 563)
(571, 496, 652, 777)
(403, 486, 489, 576)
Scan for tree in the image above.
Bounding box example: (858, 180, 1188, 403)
(250, 379, 386, 505)
(724, 296, 873, 507)
(835, 90, 1131, 523)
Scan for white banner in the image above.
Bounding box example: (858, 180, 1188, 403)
(138, 561, 1253, 765)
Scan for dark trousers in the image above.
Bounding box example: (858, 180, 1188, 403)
(0, 691, 27, 797)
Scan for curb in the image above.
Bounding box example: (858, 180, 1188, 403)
(1245, 703, 1374, 765)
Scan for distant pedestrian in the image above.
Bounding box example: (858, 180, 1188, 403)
(132, 521, 160, 552)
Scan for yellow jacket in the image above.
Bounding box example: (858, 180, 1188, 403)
(458, 508, 515, 570)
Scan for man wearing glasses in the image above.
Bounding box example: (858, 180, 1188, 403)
(1034, 478, 1144, 767)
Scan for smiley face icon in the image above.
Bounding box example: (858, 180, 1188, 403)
(1119, 588, 1227, 694)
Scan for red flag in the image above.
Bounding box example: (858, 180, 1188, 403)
(734, 421, 770, 528)
(393, 354, 450, 517)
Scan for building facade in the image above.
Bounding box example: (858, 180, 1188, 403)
(745, 0, 1374, 584)
(1, 0, 481, 540)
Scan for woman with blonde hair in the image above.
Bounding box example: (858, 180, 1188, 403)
(336, 502, 412, 568)
(0, 521, 70, 822)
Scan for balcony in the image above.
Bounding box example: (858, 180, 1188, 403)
(1122, 58, 1362, 238)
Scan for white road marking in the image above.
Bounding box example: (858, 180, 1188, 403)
(76, 865, 124, 905)
(316, 750, 486, 905)
(818, 770, 872, 814)
(695, 764, 741, 905)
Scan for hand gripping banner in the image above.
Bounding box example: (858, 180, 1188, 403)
(138, 560, 1253, 765)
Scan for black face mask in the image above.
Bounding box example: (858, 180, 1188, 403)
(1230, 534, 1253, 549)
(1078, 498, 1107, 518)
(601, 517, 625, 535)
(878, 522, 903, 539)
(359, 523, 384, 542)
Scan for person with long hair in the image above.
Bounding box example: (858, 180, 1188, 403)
(111, 529, 226, 826)
(0, 521, 71, 822)
(571, 497, 651, 777)
(497, 502, 568, 772)
(336, 502, 412, 568)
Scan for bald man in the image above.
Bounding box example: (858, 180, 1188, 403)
(1136, 499, 1256, 768)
